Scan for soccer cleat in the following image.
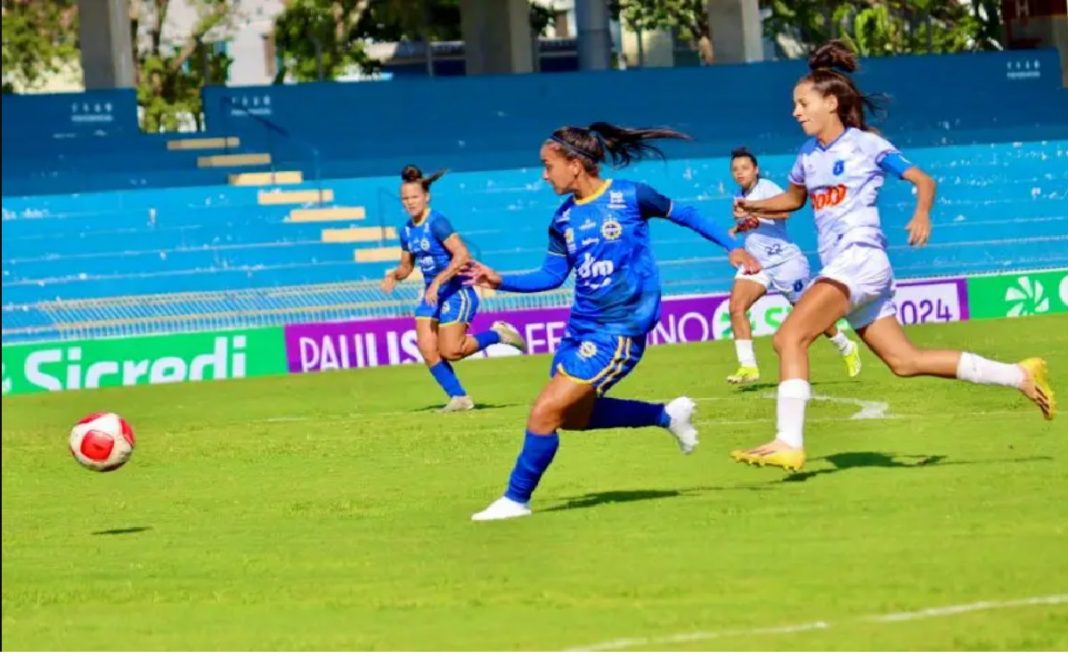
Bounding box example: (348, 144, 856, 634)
(665, 396, 699, 454)
(471, 496, 532, 522)
(726, 366, 760, 385)
(842, 341, 862, 378)
(1018, 357, 1056, 420)
(491, 321, 527, 353)
(730, 444, 806, 471)
(439, 396, 475, 413)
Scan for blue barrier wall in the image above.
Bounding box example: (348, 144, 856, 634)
(3, 49, 1067, 196)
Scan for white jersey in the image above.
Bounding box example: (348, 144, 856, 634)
(788, 127, 908, 265)
(738, 178, 804, 269)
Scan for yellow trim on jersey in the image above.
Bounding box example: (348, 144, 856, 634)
(412, 208, 431, 226)
(574, 179, 613, 206)
(438, 321, 469, 328)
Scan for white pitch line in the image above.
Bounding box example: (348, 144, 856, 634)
(564, 593, 1068, 651)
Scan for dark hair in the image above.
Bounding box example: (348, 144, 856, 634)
(730, 146, 758, 167)
(546, 121, 692, 170)
(801, 40, 882, 132)
(400, 164, 447, 192)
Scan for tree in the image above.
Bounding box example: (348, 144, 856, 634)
(272, 0, 376, 83)
(130, 0, 235, 132)
(1, 0, 78, 93)
(610, 0, 714, 65)
(761, 0, 1002, 59)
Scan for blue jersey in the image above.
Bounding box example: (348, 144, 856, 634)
(546, 179, 684, 337)
(399, 209, 463, 292)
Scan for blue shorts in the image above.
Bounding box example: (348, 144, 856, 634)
(552, 330, 646, 395)
(414, 286, 479, 326)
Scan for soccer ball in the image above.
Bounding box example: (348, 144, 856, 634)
(69, 412, 135, 472)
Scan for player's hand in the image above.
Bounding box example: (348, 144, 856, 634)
(462, 260, 502, 289)
(906, 213, 932, 247)
(728, 248, 762, 275)
(380, 272, 396, 294)
(424, 280, 441, 307)
(733, 197, 754, 220)
(735, 216, 760, 233)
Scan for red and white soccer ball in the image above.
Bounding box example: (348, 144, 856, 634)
(69, 412, 135, 472)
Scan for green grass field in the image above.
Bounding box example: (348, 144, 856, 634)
(3, 316, 1067, 651)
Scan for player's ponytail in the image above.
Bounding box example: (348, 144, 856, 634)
(400, 164, 447, 192)
(547, 122, 691, 170)
(802, 39, 882, 132)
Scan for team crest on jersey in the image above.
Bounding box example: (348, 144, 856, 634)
(601, 218, 622, 241)
(440, 302, 451, 314)
(833, 159, 845, 176)
(419, 238, 431, 251)
(608, 190, 627, 209)
(578, 341, 598, 359)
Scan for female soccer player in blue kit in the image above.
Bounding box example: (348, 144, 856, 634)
(382, 165, 525, 412)
(463, 123, 762, 521)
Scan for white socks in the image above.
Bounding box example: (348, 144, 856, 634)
(775, 379, 811, 449)
(735, 339, 757, 368)
(956, 352, 1025, 388)
(828, 331, 853, 355)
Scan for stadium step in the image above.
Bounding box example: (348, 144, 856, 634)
(322, 227, 397, 243)
(355, 246, 402, 263)
(197, 153, 272, 168)
(258, 189, 334, 205)
(229, 171, 303, 186)
(166, 137, 240, 151)
(287, 206, 367, 223)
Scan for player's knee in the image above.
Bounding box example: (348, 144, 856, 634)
(527, 401, 564, 433)
(773, 327, 815, 355)
(438, 344, 464, 362)
(728, 299, 748, 319)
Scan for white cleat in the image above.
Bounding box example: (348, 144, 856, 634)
(439, 396, 475, 413)
(665, 396, 699, 455)
(491, 321, 527, 352)
(471, 496, 532, 522)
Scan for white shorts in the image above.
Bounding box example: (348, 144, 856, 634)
(817, 244, 897, 329)
(735, 254, 811, 304)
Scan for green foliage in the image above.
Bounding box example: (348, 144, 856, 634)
(609, 0, 714, 64)
(272, 0, 377, 83)
(1, 0, 78, 93)
(132, 0, 234, 132)
(761, 0, 1003, 57)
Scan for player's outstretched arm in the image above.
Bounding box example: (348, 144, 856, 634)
(736, 183, 808, 218)
(463, 251, 572, 293)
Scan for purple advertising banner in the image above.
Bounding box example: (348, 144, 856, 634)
(284, 276, 968, 374)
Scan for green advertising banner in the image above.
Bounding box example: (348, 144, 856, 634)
(966, 269, 1068, 320)
(1, 327, 286, 397)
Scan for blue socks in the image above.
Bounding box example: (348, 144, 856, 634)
(586, 397, 670, 430)
(428, 361, 466, 398)
(472, 330, 501, 350)
(505, 431, 560, 503)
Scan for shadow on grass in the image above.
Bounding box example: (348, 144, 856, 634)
(92, 526, 152, 536)
(781, 451, 1054, 483)
(544, 483, 772, 513)
(410, 402, 520, 413)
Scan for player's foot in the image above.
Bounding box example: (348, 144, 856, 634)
(1018, 357, 1055, 420)
(730, 440, 806, 471)
(727, 366, 760, 385)
(471, 496, 532, 521)
(491, 321, 526, 352)
(664, 396, 698, 454)
(842, 341, 862, 378)
(439, 396, 475, 413)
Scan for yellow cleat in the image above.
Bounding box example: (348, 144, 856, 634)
(730, 445, 806, 471)
(842, 341, 862, 378)
(1019, 357, 1056, 420)
(727, 366, 760, 385)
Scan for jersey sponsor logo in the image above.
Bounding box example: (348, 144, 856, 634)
(576, 252, 614, 289)
(579, 219, 597, 231)
(564, 228, 577, 253)
(833, 159, 845, 176)
(559, 208, 571, 222)
(581, 237, 599, 247)
(419, 255, 435, 270)
(578, 341, 598, 359)
(811, 184, 847, 211)
(608, 190, 627, 209)
(601, 218, 622, 241)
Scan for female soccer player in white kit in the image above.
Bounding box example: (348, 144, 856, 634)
(725, 147, 861, 384)
(731, 40, 1055, 472)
